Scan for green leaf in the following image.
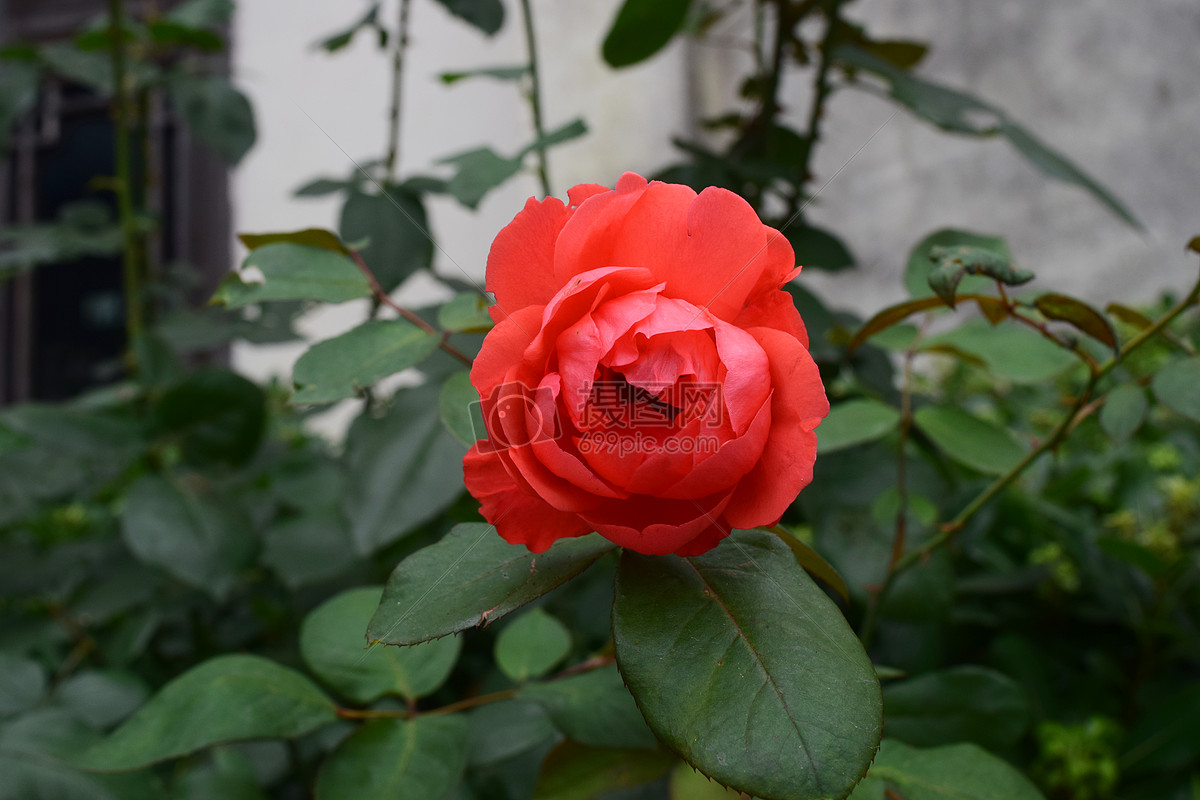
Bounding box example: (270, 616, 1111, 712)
(39, 45, 116, 93)
(339, 188, 433, 291)
(79, 655, 338, 770)
(1000, 121, 1140, 229)
(1034, 293, 1118, 352)
(261, 508, 358, 589)
(293, 177, 353, 197)
(213, 243, 369, 308)
(440, 64, 530, 84)
(848, 296, 947, 354)
(669, 762, 744, 800)
(291, 319, 440, 404)
(784, 224, 855, 272)
(438, 292, 494, 333)
(342, 382, 470, 554)
(316, 3, 381, 52)
(466, 700, 557, 766)
(120, 475, 255, 600)
(817, 398, 901, 454)
(518, 118, 589, 158)
(495, 608, 572, 682)
(913, 405, 1026, 476)
(300, 586, 461, 703)
(1096, 536, 1170, 578)
(439, 370, 484, 446)
(146, 20, 225, 50)
(769, 526, 851, 603)
(867, 739, 1046, 799)
(368, 523, 615, 645)
(1123, 683, 1200, 775)
(429, 0, 505, 36)
(169, 75, 255, 165)
(612, 530, 882, 800)
(238, 228, 348, 254)
(921, 319, 1078, 384)
(532, 741, 673, 800)
(56, 671, 149, 730)
(173, 748, 266, 800)
(882, 666, 1031, 750)
(1152, 357, 1200, 423)
(315, 716, 469, 799)
(602, 0, 693, 68)
(1187, 235, 1200, 254)
(153, 370, 266, 465)
(438, 147, 524, 209)
(0, 653, 46, 718)
(927, 245, 1033, 308)
(904, 229, 1011, 299)
(838, 45, 1138, 229)
(521, 665, 657, 750)
(1099, 383, 1148, 442)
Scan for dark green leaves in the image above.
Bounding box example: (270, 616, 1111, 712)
(1100, 384, 1148, 442)
(882, 667, 1031, 750)
(368, 524, 615, 645)
(153, 370, 266, 465)
(429, 0, 505, 36)
(300, 587, 460, 703)
(317, 3, 383, 52)
(521, 666, 657, 750)
(612, 530, 882, 800)
(785, 225, 855, 272)
(316, 716, 469, 799)
(80, 655, 338, 770)
(905, 230, 1011, 299)
(928, 245, 1033, 309)
(213, 243, 369, 308)
(1152, 357, 1200, 423)
(602, 0, 693, 68)
(0, 654, 46, 717)
(438, 119, 587, 208)
(169, 75, 256, 165)
(291, 320, 440, 404)
(238, 228, 348, 254)
(1034, 293, 1118, 352)
(913, 406, 1026, 476)
(338, 188, 433, 292)
(0, 60, 41, 150)
(439, 370, 484, 446)
(817, 399, 901, 454)
(120, 475, 255, 600)
(865, 739, 1046, 799)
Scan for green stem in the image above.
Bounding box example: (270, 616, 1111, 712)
(108, 0, 144, 365)
(518, 0, 551, 197)
(794, 0, 842, 217)
(384, 0, 411, 183)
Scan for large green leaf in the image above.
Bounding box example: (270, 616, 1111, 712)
(602, 0, 693, 68)
(612, 530, 882, 800)
(315, 716, 469, 799)
(169, 75, 255, 164)
(367, 523, 615, 645)
(120, 475, 255, 600)
(1099, 383, 1148, 442)
(439, 369, 484, 446)
(1151, 356, 1200, 423)
(261, 509, 358, 589)
(495, 608, 571, 683)
(913, 405, 1026, 476)
(882, 666, 1030, 750)
(921, 319, 1078, 384)
(212, 243, 369, 308)
(817, 398, 901, 454)
(837, 45, 1138, 228)
(338, 188, 433, 292)
(79, 655, 338, 770)
(867, 739, 1046, 799)
(300, 586, 461, 703)
(438, 147, 523, 209)
(341, 382, 469, 554)
(55, 671, 149, 730)
(291, 320, 440, 404)
(521, 665, 657, 750)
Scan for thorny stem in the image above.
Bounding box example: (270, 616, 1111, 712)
(108, 0, 145, 366)
(334, 654, 616, 721)
(860, 268, 1200, 647)
(519, 0, 551, 197)
(349, 249, 473, 367)
(794, 0, 843, 218)
(384, 0, 411, 183)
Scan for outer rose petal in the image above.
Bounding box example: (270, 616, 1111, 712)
(463, 444, 592, 552)
(470, 305, 545, 400)
(734, 287, 810, 348)
(486, 197, 569, 320)
(723, 327, 829, 528)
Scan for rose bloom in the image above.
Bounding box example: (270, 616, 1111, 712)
(463, 172, 828, 556)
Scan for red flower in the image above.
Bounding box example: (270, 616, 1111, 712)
(463, 172, 828, 556)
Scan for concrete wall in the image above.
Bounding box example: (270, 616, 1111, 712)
(231, 0, 1200, 421)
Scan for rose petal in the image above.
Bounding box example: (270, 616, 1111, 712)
(580, 492, 733, 555)
(486, 197, 570, 319)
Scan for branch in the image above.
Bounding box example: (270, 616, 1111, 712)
(519, 0, 551, 197)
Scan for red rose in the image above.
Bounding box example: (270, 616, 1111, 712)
(463, 172, 829, 556)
